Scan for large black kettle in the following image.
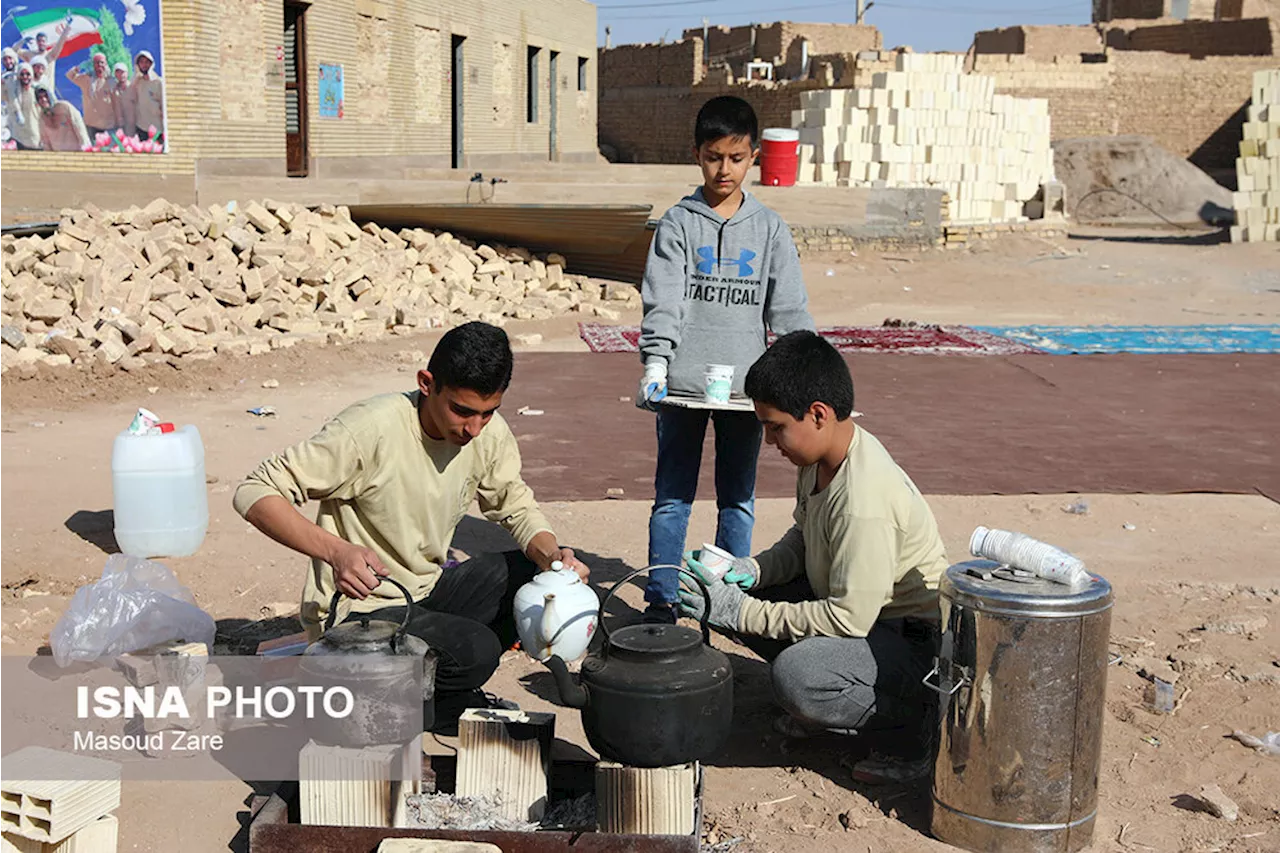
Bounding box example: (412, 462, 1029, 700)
(544, 566, 733, 767)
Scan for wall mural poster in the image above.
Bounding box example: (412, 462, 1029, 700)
(318, 63, 342, 119)
(1, 0, 166, 153)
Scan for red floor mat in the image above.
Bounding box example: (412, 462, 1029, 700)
(578, 323, 1042, 356)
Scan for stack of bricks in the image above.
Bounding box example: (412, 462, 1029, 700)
(0, 199, 639, 374)
(792, 52, 1055, 224)
(1231, 68, 1280, 243)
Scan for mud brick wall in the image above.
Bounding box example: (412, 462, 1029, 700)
(1095, 0, 1217, 20)
(598, 81, 826, 163)
(681, 22, 881, 76)
(975, 51, 1280, 172)
(598, 39, 704, 89)
(1217, 0, 1280, 18)
(302, 0, 598, 171)
(974, 26, 1105, 58)
(1123, 17, 1278, 56)
(692, 25, 755, 65)
(772, 23, 882, 61)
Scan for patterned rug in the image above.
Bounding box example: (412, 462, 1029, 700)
(578, 323, 1042, 356)
(972, 324, 1280, 354)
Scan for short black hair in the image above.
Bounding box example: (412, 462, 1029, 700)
(427, 321, 513, 396)
(695, 96, 759, 149)
(745, 331, 853, 420)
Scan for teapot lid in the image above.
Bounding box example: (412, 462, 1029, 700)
(531, 564, 581, 585)
(608, 623, 703, 656)
(308, 614, 402, 655)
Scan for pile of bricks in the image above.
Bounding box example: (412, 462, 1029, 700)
(792, 52, 1055, 223)
(1232, 68, 1280, 243)
(1, 199, 637, 374)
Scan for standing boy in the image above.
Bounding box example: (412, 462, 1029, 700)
(679, 331, 949, 784)
(637, 95, 814, 622)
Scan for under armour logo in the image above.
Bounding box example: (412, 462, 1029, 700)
(696, 246, 756, 277)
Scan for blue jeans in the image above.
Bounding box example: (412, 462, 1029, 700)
(646, 407, 762, 605)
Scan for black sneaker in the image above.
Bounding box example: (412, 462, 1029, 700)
(844, 750, 933, 785)
(640, 604, 678, 625)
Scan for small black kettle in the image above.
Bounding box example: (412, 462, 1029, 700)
(545, 566, 733, 767)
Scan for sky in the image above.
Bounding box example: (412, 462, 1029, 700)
(596, 0, 1092, 53)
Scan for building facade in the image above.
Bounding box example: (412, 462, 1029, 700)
(2, 0, 598, 210)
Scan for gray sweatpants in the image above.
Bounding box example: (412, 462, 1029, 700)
(739, 578, 940, 758)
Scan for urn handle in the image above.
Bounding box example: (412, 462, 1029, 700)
(599, 564, 712, 647)
(323, 575, 416, 653)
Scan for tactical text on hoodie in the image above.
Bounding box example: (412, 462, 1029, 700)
(638, 188, 815, 397)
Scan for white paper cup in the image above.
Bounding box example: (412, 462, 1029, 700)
(128, 407, 161, 436)
(704, 364, 734, 405)
(697, 543, 736, 581)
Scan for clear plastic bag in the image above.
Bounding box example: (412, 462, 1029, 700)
(50, 554, 216, 667)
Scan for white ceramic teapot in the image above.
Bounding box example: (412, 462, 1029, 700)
(513, 562, 598, 662)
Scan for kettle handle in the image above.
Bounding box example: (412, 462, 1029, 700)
(599, 564, 712, 647)
(323, 575, 416, 651)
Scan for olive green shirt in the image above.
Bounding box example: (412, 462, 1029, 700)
(234, 391, 553, 637)
(738, 426, 948, 641)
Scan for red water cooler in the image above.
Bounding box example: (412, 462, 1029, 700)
(759, 128, 800, 187)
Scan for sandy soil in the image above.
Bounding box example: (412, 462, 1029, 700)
(2, 231, 1278, 852)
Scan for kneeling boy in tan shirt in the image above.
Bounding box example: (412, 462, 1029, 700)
(234, 321, 588, 733)
(680, 330, 948, 784)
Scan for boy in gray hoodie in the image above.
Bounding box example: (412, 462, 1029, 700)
(636, 95, 815, 622)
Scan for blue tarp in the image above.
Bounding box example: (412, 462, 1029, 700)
(974, 324, 1280, 354)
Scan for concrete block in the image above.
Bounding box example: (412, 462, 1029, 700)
(1, 832, 42, 852)
(595, 762, 696, 836)
(299, 739, 422, 828)
(0, 749, 120, 843)
(46, 814, 117, 853)
(376, 841, 500, 853)
(455, 709, 555, 822)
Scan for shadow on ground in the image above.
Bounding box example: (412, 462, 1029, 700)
(1067, 227, 1229, 246)
(707, 649, 934, 835)
(64, 509, 120, 554)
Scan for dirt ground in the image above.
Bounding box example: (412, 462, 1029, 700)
(2, 232, 1278, 852)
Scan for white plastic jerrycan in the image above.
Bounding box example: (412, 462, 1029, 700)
(513, 563, 598, 662)
(111, 424, 209, 558)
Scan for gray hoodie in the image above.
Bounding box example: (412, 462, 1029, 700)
(639, 188, 815, 396)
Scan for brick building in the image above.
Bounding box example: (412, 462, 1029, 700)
(2, 0, 598, 211)
(680, 21, 881, 79)
(1093, 0, 1279, 20)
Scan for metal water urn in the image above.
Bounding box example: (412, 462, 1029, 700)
(927, 559, 1114, 853)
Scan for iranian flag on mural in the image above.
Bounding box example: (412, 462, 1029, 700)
(12, 7, 103, 58)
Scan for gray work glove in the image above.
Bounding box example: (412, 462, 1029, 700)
(678, 575, 745, 631)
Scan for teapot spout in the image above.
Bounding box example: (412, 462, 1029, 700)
(539, 593, 562, 659)
(544, 654, 588, 709)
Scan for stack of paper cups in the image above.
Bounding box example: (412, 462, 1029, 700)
(970, 526, 1089, 587)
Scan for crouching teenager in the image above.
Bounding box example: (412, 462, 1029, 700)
(679, 330, 949, 784)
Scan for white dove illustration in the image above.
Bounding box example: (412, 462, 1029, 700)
(119, 0, 146, 36)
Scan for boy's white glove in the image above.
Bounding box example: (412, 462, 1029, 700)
(635, 359, 668, 411)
